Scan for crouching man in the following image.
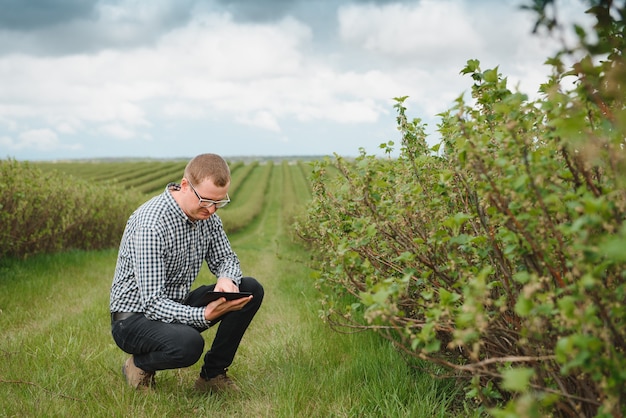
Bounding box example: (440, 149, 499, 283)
(109, 153, 263, 392)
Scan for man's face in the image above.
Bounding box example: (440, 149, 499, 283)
(183, 177, 230, 221)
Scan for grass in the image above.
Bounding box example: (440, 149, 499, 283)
(0, 163, 476, 417)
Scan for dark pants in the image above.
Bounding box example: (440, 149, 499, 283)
(111, 277, 263, 379)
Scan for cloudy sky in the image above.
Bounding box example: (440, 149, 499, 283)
(0, 0, 590, 160)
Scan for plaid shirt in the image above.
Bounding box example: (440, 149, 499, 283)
(110, 183, 242, 328)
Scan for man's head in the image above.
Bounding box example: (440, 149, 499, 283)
(178, 153, 231, 220)
(183, 153, 230, 187)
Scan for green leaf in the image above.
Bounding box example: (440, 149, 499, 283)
(512, 271, 530, 284)
(501, 367, 534, 392)
(439, 288, 454, 305)
(599, 236, 626, 262)
(461, 59, 480, 75)
(483, 68, 498, 83)
(424, 338, 441, 353)
(514, 295, 533, 317)
(557, 295, 576, 318)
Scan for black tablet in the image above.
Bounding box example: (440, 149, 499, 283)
(184, 291, 252, 307)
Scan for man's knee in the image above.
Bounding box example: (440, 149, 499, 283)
(240, 276, 264, 306)
(170, 328, 205, 367)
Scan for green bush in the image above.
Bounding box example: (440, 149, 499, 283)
(297, 2, 625, 417)
(0, 159, 142, 259)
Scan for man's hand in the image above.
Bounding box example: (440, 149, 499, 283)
(203, 277, 252, 322)
(214, 277, 239, 293)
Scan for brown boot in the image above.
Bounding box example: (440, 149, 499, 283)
(122, 356, 155, 390)
(194, 373, 241, 393)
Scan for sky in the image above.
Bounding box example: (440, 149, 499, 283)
(0, 0, 592, 161)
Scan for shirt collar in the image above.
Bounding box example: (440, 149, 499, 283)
(165, 182, 195, 225)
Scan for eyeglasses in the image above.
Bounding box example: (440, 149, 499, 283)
(187, 179, 230, 209)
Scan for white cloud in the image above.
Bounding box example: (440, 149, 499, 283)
(339, 0, 482, 61)
(161, 101, 207, 119)
(1, 128, 82, 151)
(161, 15, 311, 80)
(237, 111, 281, 132)
(99, 123, 140, 140)
(54, 119, 82, 134)
(334, 0, 590, 119)
(0, 115, 18, 131)
(20, 129, 59, 150)
(0, 135, 14, 149)
(0, 12, 321, 144)
(0, 0, 596, 159)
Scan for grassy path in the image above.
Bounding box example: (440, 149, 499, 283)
(0, 164, 463, 417)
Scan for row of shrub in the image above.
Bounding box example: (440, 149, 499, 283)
(0, 158, 289, 259)
(296, 1, 625, 417)
(0, 159, 142, 259)
(218, 162, 274, 233)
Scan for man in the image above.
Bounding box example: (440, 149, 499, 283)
(110, 153, 264, 392)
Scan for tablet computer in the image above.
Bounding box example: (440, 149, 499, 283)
(184, 291, 252, 307)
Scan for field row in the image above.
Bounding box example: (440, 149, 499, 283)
(34, 159, 315, 233)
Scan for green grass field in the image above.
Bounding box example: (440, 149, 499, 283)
(0, 160, 474, 417)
